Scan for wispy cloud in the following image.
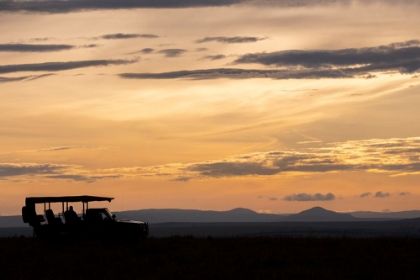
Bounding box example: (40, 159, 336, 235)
(0, 163, 71, 177)
(0, 58, 137, 74)
(0, 0, 248, 13)
(201, 54, 227, 60)
(283, 193, 336, 201)
(97, 33, 158, 40)
(0, 74, 54, 83)
(131, 136, 420, 180)
(45, 174, 122, 183)
(195, 36, 266, 44)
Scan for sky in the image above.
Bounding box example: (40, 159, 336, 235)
(1, 0, 420, 215)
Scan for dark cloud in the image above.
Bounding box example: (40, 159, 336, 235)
(201, 54, 227, 60)
(80, 44, 99, 48)
(0, 58, 137, 74)
(0, 0, 247, 13)
(374, 191, 390, 198)
(0, 76, 31, 83)
(283, 193, 336, 202)
(171, 177, 191, 182)
(0, 74, 54, 83)
(29, 37, 55, 42)
(399, 192, 411, 196)
(360, 192, 372, 198)
(121, 40, 420, 80)
(195, 36, 266, 44)
(140, 48, 154, 54)
(158, 49, 187, 57)
(0, 44, 74, 52)
(233, 40, 420, 75)
(119, 67, 352, 80)
(99, 33, 158, 40)
(0, 163, 69, 177)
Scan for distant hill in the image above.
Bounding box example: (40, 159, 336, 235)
(115, 208, 283, 223)
(350, 210, 420, 219)
(3, 207, 420, 227)
(285, 207, 356, 222)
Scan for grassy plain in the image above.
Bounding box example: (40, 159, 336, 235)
(1, 236, 420, 279)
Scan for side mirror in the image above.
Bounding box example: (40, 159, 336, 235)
(112, 214, 116, 220)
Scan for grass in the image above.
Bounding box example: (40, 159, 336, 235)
(1, 236, 420, 279)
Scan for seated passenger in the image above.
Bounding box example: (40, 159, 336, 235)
(65, 206, 79, 225)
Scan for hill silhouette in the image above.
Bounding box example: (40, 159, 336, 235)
(284, 207, 356, 222)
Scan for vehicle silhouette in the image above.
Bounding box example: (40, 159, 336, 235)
(22, 195, 149, 239)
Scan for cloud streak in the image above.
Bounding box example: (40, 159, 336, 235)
(195, 36, 266, 44)
(0, 59, 137, 74)
(0, 44, 76, 52)
(98, 33, 158, 40)
(233, 40, 420, 74)
(0, 74, 54, 83)
(119, 67, 353, 80)
(158, 49, 187, 57)
(0, 0, 248, 13)
(0, 163, 70, 177)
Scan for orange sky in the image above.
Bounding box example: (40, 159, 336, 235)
(1, 0, 420, 215)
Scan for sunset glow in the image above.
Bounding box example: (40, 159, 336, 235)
(1, 0, 420, 215)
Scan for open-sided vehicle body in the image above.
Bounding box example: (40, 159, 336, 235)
(22, 195, 148, 239)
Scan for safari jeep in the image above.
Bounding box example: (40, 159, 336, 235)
(22, 195, 149, 239)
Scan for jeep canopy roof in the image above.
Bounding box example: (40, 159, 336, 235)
(25, 195, 113, 206)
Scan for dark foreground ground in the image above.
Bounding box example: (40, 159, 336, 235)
(1, 236, 420, 280)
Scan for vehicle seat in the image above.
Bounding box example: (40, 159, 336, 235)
(45, 209, 62, 225)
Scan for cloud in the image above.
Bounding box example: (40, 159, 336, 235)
(134, 136, 420, 180)
(0, 0, 248, 13)
(158, 49, 187, 57)
(187, 162, 279, 177)
(45, 174, 122, 182)
(233, 40, 420, 74)
(0, 163, 70, 177)
(0, 58, 137, 74)
(0, 44, 75, 52)
(119, 67, 352, 80)
(283, 193, 336, 201)
(35, 145, 101, 152)
(171, 177, 191, 182)
(98, 33, 158, 40)
(201, 55, 227, 60)
(195, 36, 266, 44)
(120, 40, 420, 80)
(0, 74, 54, 83)
(374, 191, 390, 198)
(269, 197, 278, 201)
(360, 192, 372, 198)
(140, 48, 154, 54)
(399, 192, 411, 196)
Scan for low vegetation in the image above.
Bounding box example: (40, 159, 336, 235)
(1, 236, 420, 279)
